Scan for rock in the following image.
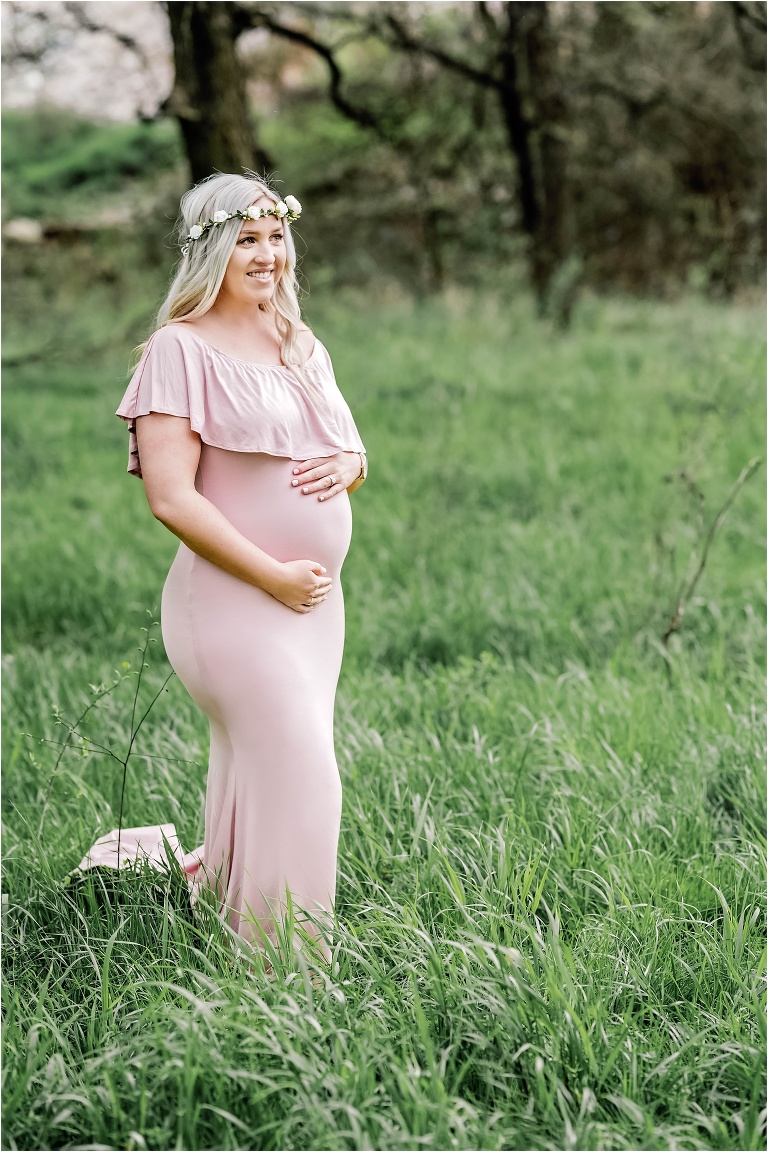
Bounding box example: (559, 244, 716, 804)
(3, 217, 44, 243)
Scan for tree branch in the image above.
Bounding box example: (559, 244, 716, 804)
(730, 0, 767, 72)
(477, 0, 501, 41)
(255, 2, 502, 92)
(234, 4, 391, 138)
(378, 10, 501, 90)
(63, 1, 150, 69)
(661, 456, 762, 650)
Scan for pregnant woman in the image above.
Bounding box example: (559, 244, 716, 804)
(86, 172, 367, 962)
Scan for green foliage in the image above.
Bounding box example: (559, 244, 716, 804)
(2, 279, 766, 1148)
(559, 0, 766, 296)
(2, 108, 184, 218)
(261, 99, 374, 177)
(6, 0, 765, 308)
(251, 0, 766, 298)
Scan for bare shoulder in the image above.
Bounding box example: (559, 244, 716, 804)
(150, 322, 192, 348)
(296, 323, 316, 358)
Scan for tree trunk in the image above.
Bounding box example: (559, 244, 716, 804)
(499, 2, 574, 324)
(163, 1, 272, 184)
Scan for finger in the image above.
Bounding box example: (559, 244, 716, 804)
(318, 482, 341, 502)
(292, 456, 327, 474)
(305, 591, 329, 608)
(319, 475, 344, 500)
(305, 587, 330, 607)
(297, 473, 334, 493)
(291, 459, 326, 480)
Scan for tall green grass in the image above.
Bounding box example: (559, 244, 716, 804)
(2, 287, 765, 1150)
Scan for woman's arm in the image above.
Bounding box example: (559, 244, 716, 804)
(136, 413, 333, 613)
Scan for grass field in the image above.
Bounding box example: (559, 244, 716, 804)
(2, 283, 766, 1150)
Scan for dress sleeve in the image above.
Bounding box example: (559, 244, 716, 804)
(115, 327, 199, 479)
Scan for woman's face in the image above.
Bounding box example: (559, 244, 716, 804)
(217, 194, 288, 308)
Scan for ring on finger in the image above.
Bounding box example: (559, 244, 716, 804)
(327, 474, 335, 487)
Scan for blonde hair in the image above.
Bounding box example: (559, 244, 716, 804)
(136, 171, 311, 385)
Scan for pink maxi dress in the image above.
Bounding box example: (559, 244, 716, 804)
(78, 323, 367, 954)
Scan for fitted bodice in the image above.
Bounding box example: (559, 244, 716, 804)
(115, 323, 367, 479)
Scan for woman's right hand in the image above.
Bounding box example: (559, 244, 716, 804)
(268, 559, 333, 614)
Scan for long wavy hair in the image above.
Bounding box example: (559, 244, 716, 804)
(136, 171, 311, 385)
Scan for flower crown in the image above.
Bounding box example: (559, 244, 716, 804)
(181, 195, 302, 255)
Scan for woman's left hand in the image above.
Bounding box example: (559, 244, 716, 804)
(290, 452, 361, 500)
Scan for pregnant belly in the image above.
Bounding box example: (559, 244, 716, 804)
(197, 445, 353, 572)
(162, 445, 349, 721)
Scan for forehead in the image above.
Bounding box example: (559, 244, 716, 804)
(247, 192, 276, 210)
(238, 194, 281, 232)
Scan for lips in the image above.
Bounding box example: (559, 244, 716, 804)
(247, 269, 273, 281)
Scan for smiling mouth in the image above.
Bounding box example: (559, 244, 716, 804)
(247, 270, 273, 281)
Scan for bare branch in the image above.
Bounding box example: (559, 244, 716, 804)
(730, 0, 767, 71)
(2, 2, 56, 66)
(240, 2, 500, 92)
(234, 4, 392, 139)
(661, 456, 762, 650)
(732, 0, 767, 35)
(378, 10, 501, 90)
(477, 0, 501, 41)
(63, 1, 150, 69)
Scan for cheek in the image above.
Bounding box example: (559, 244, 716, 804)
(224, 250, 248, 282)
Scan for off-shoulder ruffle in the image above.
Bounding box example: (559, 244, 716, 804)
(116, 323, 367, 479)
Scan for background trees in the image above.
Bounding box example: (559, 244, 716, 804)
(163, 2, 273, 181)
(3, 0, 766, 313)
(159, 0, 766, 317)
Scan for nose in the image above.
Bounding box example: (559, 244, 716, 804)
(249, 237, 274, 263)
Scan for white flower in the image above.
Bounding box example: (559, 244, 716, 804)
(188, 224, 204, 240)
(213, 210, 230, 224)
(284, 195, 302, 215)
(246, 204, 263, 220)
(274, 200, 289, 217)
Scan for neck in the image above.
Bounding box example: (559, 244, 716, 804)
(207, 296, 275, 332)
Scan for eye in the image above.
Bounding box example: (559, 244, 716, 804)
(239, 235, 256, 245)
(271, 232, 284, 242)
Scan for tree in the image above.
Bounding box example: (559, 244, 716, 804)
(3, 0, 764, 303)
(163, 1, 272, 183)
(157, 0, 768, 306)
(237, 1, 577, 322)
